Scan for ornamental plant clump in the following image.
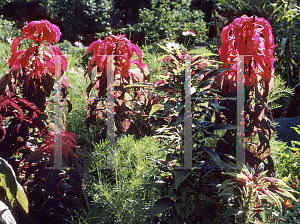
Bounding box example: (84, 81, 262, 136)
(221, 165, 299, 223)
(0, 93, 47, 158)
(0, 20, 86, 223)
(215, 15, 276, 174)
(145, 44, 242, 223)
(84, 34, 154, 136)
(2, 19, 70, 113)
(214, 14, 300, 223)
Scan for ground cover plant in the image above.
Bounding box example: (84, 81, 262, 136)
(0, 8, 299, 224)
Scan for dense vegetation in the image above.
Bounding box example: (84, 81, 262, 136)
(0, 0, 299, 223)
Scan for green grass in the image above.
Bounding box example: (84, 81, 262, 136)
(0, 42, 11, 75)
(75, 135, 165, 223)
(187, 46, 213, 55)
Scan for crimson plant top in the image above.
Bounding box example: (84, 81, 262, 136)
(219, 15, 275, 92)
(7, 20, 67, 80)
(19, 20, 62, 44)
(84, 34, 145, 82)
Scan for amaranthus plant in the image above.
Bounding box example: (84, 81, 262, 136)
(214, 15, 276, 174)
(84, 34, 152, 136)
(146, 44, 242, 223)
(0, 93, 47, 159)
(221, 165, 299, 223)
(2, 19, 70, 113)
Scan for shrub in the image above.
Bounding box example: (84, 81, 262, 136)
(133, 0, 207, 46)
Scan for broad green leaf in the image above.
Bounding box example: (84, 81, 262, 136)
(219, 179, 235, 192)
(223, 205, 239, 219)
(219, 187, 234, 196)
(205, 124, 243, 132)
(0, 158, 18, 208)
(149, 198, 175, 220)
(198, 80, 213, 89)
(209, 99, 219, 113)
(16, 183, 29, 213)
(162, 102, 174, 116)
(292, 126, 300, 135)
(171, 109, 184, 125)
(201, 68, 231, 84)
(174, 169, 191, 190)
(149, 104, 164, 116)
(292, 140, 300, 146)
(217, 0, 232, 8)
(275, 189, 297, 201)
(202, 147, 223, 169)
(198, 193, 214, 203)
(276, 179, 296, 191)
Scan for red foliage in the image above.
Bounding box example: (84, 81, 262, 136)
(84, 34, 146, 83)
(39, 131, 78, 158)
(21, 20, 61, 44)
(218, 15, 275, 96)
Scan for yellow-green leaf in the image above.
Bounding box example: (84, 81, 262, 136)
(149, 104, 164, 116)
(16, 183, 29, 213)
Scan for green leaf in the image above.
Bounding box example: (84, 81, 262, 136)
(149, 104, 164, 116)
(0, 158, 18, 208)
(201, 68, 231, 84)
(198, 193, 214, 203)
(219, 179, 235, 192)
(200, 53, 219, 57)
(275, 189, 297, 201)
(175, 47, 181, 58)
(217, 0, 240, 13)
(223, 205, 239, 219)
(162, 102, 174, 116)
(16, 182, 29, 213)
(285, 9, 294, 17)
(198, 80, 213, 89)
(202, 147, 223, 169)
(149, 198, 175, 221)
(209, 99, 219, 113)
(276, 179, 294, 190)
(219, 187, 234, 196)
(171, 109, 184, 125)
(270, 3, 284, 16)
(174, 169, 191, 190)
(158, 44, 172, 54)
(279, 142, 287, 150)
(217, 0, 232, 8)
(292, 126, 300, 135)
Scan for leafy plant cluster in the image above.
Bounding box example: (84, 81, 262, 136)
(132, 0, 207, 46)
(0, 12, 299, 224)
(216, 0, 300, 117)
(0, 19, 86, 224)
(0, 0, 209, 49)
